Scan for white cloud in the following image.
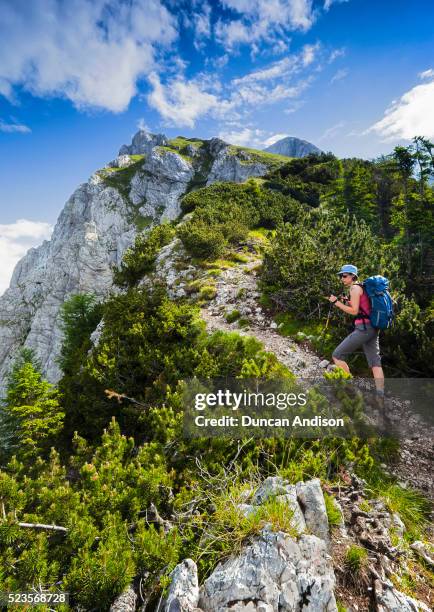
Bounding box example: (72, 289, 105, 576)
(136, 118, 151, 132)
(233, 57, 297, 85)
(324, 0, 349, 10)
(330, 68, 348, 84)
(193, 3, 212, 49)
(218, 128, 293, 149)
(318, 121, 345, 142)
(147, 73, 234, 128)
(0, 119, 31, 133)
(218, 127, 267, 147)
(419, 68, 434, 80)
(216, 0, 316, 50)
(328, 47, 346, 62)
(147, 38, 321, 128)
(368, 77, 434, 140)
(262, 132, 290, 147)
(302, 42, 321, 66)
(0, 0, 177, 112)
(0, 220, 53, 295)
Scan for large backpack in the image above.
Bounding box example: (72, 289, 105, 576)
(358, 275, 394, 330)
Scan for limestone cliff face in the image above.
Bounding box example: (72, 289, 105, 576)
(0, 131, 277, 386)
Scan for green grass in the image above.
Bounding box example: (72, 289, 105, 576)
(155, 145, 194, 164)
(199, 285, 217, 300)
(228, 145, 291, 170)
(100, 157, 145, 199)
(225, 309, 241, 323)
(205, 259, 236, 270)
(187, 478, 300, 580)
(154, 137, 206, 166)
(237, 317, 250, 328)
(206, 268, 222, 277)
(360, 465, 431, 541)
(324, 493, 342, 527)
(270, 312, 339, 358)
(169, 136, 204, 150)
(248, 228, 273, 243)
(344, 544, 368, 574)
(228, 251, 250, 264)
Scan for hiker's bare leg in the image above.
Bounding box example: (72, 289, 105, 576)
(332, 356, 350, 373)
(372, 366, 384, 393)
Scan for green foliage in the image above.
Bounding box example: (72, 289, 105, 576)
(59, 293, 103, 375)
(344, 544, 368, 574)
(0, 351, 64, 462)
(262, 208, 379, 319)
(264, 153, 341, 207)
(178, 180, 305, 260)
(383, 295, 434, 375)
(225, 309, 241, 323)
(177, 219, 227, 259)
(100, 156, 145, 200)
(65, 515, 135, 609)
(324, 493, 342, 527)
(228, 145, 291, 170)
(0, 420, 174, 604)
(113, 223, 175, 287)
(182, 473, 299, 580)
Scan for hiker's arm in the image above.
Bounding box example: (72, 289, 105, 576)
(328, 286, 360, 315)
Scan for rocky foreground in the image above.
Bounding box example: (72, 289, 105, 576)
(110, 476, 432, 612)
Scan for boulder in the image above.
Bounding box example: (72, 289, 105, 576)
(109, 586, 137, 612)
(164, 559, 200, 612)
(119, 130, 168, 155)
(296, 479, 330, 542)
(410, 540, 434, 568)
(198, 530, 337, 611)
(374, 579, 431, 611)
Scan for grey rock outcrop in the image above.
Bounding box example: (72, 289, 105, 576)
(252, 476, 306, 533)
(263, 136, 322, 158)
(198, 530, 337, 611)
(130, 149, 194, 221)
(0, 178, 134, 385)
(109, 586, 137, 612)
(164, 559, 200, 612)
(374, 579, 431, 612)
(206, 140, 268, 185)
(410, 540, 434, 568)
(296, 478, 330, 542)
(119, 129, 168, 155)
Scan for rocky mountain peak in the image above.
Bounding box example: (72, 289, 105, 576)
(264, 135, 322, 158)
(119, 129, 168, 156)
(0, 130, 288, 387)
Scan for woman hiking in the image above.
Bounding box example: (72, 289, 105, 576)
(328, 264, 384, 392)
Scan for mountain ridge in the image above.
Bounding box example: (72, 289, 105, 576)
(0, 130, 290, 386)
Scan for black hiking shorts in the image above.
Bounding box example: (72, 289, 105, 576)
(332, 323, 381, 368)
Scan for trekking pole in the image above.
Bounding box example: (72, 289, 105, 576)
(319, 301, 333, 357)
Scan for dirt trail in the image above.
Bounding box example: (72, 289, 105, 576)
(201, 256, 327, 378)
(200, 253, 434, 501)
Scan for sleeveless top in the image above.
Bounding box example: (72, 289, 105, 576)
(354, 289, 371, 325)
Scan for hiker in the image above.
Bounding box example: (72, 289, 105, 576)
(328, 264, 385, 391)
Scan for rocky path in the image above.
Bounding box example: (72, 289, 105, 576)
(199, 252, 434, 503)
(201, 255, 327, 378)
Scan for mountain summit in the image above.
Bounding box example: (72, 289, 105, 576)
(0, 130, 290, 386)
(263, 136, 322, 157)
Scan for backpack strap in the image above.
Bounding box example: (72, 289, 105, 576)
(353, 282, 369, 330)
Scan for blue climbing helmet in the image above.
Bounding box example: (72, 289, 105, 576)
(360, 275, 394, 330)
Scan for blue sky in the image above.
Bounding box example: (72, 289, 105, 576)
(1, 0, 434, 292)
